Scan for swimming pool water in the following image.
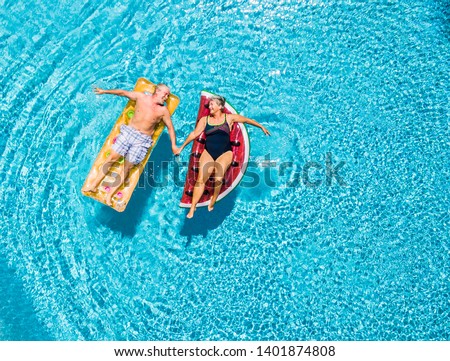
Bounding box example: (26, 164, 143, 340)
(1, 0, 449, 340)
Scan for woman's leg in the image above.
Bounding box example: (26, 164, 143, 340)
(187, 150, 214, 218)
(208, 151, 233, 211)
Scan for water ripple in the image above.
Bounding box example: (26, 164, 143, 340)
(1, 0, 449, 341)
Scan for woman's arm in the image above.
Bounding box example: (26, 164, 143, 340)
(94, 87, 140, 101)
(230, 114, 271, 135)
(175, 117, 207, 155)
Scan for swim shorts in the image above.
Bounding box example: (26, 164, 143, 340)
(112, 125, 153, 164)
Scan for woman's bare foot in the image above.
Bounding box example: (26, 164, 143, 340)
(208, 196, 219, 211)
(186, 207, 196, 218)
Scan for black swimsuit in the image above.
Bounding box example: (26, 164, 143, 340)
(204, 115, 232, 160)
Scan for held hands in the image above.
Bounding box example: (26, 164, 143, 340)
(172, 145, 181, 156)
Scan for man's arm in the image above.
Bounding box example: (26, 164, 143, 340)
(161, 110, 178, 154)
(176, 117, 207, 155)
(94, 87, 140, 101)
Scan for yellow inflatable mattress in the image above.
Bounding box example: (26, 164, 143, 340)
(81, 78, 179, 212)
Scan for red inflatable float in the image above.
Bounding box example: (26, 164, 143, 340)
(179, 91, 250, 208)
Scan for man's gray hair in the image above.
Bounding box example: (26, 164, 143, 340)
(156, 83, 170, 93)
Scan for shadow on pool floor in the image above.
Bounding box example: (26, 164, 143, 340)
(179, 190, 237, 246)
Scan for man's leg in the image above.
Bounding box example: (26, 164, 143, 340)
(82, 150, 122, 193)
(105, 160, 134, 206)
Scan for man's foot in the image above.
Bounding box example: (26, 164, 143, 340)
(82, 184, 97, 193)
(105, 195, 113, 207)
(116, 201, 126, 211)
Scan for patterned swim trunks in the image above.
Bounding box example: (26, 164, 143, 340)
(112, 125, 153, 164)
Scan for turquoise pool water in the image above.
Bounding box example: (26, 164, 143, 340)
(1, 0, 449, 340)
